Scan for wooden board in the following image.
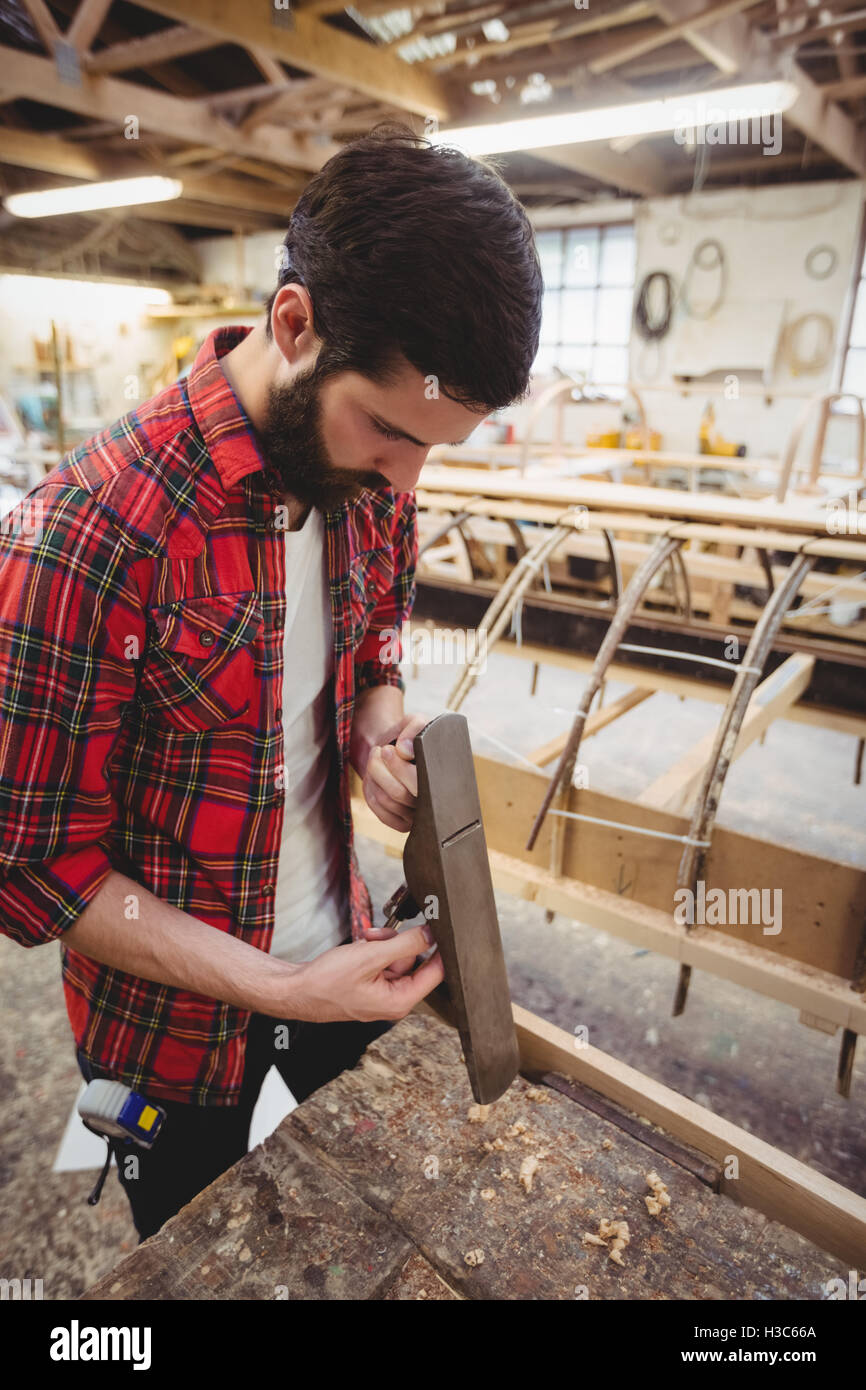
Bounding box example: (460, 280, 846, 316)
(80, 1012, 860, 1297)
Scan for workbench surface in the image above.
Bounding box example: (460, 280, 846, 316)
(82, 1012, 847, 1301)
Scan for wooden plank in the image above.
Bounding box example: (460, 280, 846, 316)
(528, 687, 652, 766)
(417, 487, 866, 559)
(638, 653, 815, 816)
(512, 1005, 866, 1267)
(417, 465, 851, 535)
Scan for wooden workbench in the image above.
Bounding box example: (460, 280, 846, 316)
(81, 1012, 849, 1301)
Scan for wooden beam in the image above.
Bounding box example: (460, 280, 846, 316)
(66, 0, 114, 54)
(131, 0, 452, 118)
(0, 127, 102, 180)
(819, 71, 866, 102)
(531, 139, 674, 197)
(84, 26, 219, 75)
(528, 686, 652, 766)
(0, 46, 338, 173)
(638, 652, 815, 815)
(510, 1004, 866, 1267)
(18, 0, 60, 53)
(590, 0, 767, 75)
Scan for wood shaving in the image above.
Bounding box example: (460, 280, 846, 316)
(498, 1168, 513, 1181)
(468, 1104, 490, 1123)
(519, 1153, 540, 1193)
(482, 1141, 495, 1152)
(480, 1188, 496, 1201)
(492, 1137, 506, 1151)
(583, 1218, 631, 1267)
(505, 1121, 527, 1137)
(601, 1138, 613, 1150)
(645, 1171, 671, 1213)
(464, 1248, 485, 1267)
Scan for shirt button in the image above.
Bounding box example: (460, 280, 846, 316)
(262, 882, 275, 897)
(199, 630, 216, 648)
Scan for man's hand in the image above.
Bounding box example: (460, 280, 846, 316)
(362, 711, 432, 833)
(290, 925, 444, 1022)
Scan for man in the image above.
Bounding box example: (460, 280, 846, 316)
(0, 124, 543, 1240)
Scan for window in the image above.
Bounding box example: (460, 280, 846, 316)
(533, 223, 636, 385)
(842, 233, 866, 399)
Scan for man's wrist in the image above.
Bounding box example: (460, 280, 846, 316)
(253, 956, 306, 1018)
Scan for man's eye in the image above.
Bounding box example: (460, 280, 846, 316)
(372, 419, 402, 441)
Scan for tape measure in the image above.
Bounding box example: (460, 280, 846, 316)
(78, 1080, 167, 1207)
(78, 1079, 166, 1147)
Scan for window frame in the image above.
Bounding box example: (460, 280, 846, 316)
(533, 219, 636, 386)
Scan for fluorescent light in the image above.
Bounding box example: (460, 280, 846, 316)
(3, 176, 183, 219)
(1, 274, 172, 311)
(428, 81, 799, 155)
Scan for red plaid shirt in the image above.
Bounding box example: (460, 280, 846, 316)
(0, 326, 417, 1105)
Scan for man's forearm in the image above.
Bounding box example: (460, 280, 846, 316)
(64, 870, 301, 1017)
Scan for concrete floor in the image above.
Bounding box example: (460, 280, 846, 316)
(1, 643, 863, 1298)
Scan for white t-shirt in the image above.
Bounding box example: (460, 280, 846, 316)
(269, 505, 349, 963)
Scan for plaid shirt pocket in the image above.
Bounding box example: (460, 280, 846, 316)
(140, 591, 263, 733)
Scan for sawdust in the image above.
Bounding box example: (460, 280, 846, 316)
(464, 1248, 485, 1267)
(468, 1104, 491, 1123)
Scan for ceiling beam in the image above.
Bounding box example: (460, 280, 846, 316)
(130, 0, 451, 118)
(0, 127, 102, 179)
(0, 46, 340, 173)
(589, 0, 768, 75)
(66, 0, 114, 53)
(531, 140, 673, 197)
(18, 0, 61, 52)
(656, 0, 866, 173)
(84, 26, 220, 75)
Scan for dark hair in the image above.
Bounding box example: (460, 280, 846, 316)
(265, 122, 543, 412)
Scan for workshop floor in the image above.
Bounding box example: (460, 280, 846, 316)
(1, 644, 863, 1298)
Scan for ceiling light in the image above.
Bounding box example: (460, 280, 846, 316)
(428, 80, 798, 155)
(3, 176, 183, 219)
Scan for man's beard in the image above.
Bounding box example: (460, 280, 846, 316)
(258, 364, 388, 511)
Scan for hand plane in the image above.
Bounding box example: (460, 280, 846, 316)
(382, 712, 520, 1104)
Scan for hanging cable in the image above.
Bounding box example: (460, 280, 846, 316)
(634, 270, 676, 341)
(680, 238, 727, 320)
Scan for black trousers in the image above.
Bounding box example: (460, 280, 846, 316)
(76, 1012, 393, 1242)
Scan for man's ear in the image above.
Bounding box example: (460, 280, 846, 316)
(271, 283, 318, 367)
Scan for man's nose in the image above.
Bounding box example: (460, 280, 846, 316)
(376, 450, 429, 492)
